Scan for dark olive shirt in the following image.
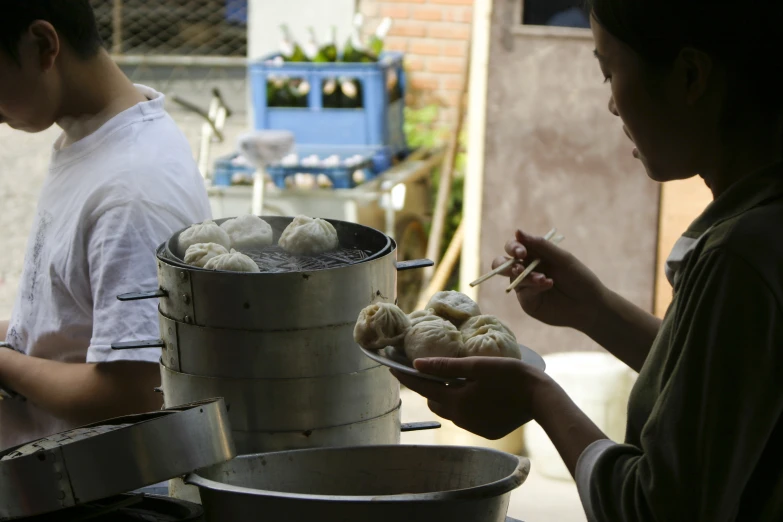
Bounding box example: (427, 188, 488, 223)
(576, 163, 783, 521)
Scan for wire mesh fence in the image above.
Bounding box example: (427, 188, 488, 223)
(91, 0, 248, 57)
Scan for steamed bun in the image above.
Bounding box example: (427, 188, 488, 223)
(354, 302, 411, 351)
(460, 315, 514, 339)
(461, 328, 521, 359)
(203, 249, 260, 273)
(179, 221, 231, 252)
(184, 242, 229, 268)
(426, 291, 481, 327)
(278, 215, 339, 256)
(408, 308, 439, 327)
(220, 215, 274, 250)
(404, 317, 464, 361)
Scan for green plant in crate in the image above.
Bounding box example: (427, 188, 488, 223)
(404, 105, 467, 291)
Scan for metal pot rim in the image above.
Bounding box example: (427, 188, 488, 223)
(185, 445, 530, 503)
(160, 359, 385, 383)
(155, 237, 398, 276)
(158, 307, 356, 335)
(160, 216, 394, 275)
(226, 402, 402, 437)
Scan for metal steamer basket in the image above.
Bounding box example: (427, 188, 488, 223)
(186, 445, 531, 522)
(0, 399, 233, 520)
(118, 217, 427, 331)
(115, 216, 438, 457)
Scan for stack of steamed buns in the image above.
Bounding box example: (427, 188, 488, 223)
(354, 290, 522, 361)
(177, 215, 339, 272)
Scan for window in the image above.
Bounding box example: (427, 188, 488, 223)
(522, 0, 590, 29)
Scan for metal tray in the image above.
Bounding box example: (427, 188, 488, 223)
(0, 399, 234, 520)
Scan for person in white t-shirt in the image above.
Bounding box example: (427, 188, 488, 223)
(0, 0, 212, 450)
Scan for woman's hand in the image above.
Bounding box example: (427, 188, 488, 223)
(393, 356, 553, 440)
(394, 357, 607, 476)
(493, 229, 608, 334)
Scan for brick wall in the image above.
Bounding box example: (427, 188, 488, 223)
(359, 0, 474, 122)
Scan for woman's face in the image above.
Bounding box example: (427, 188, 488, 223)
(590, 15, 715, 183)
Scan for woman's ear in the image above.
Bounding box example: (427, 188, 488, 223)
(676, 47, 714, 106)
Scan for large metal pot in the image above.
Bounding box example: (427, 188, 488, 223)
(186, 445, 530, 522)
(160, 363, 399, 433)
(167, 405, 441, 503)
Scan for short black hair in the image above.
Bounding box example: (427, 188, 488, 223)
(0, 0, 103, 61)
(586, 0, 783, 123)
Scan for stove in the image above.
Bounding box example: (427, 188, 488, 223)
(20, 494, 203, 521)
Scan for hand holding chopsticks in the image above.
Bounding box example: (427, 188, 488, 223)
(505, 233, 564, 293)
(468, 228, 565, 293)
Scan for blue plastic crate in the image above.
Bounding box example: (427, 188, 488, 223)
(266, 145, 388, 190)
(213, 153, 255, 187)
(249, 52, 408, 156)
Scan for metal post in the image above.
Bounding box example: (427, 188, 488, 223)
(112, 0, 124, 54)
(251, 168, 266, 216)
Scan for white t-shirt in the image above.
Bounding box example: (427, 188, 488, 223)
(0, 85, 212, 450)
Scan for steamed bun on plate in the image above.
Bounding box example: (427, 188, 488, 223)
(426, 290, 481, 327)
(203, 249, 260, 273)
(408, 308, 440, 327)
(184, 242, 229, 268)
(220, 215, 274, 250)
(461, 327, 521, 360)
(278, 215, 339, 256)
(404, 317, 464, 361)
(354, 302, 411, 351)
(460, 315, 514, 339)
(179, 221, 232, 252)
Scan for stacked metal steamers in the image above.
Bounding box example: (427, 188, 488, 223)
(115, 217, 436, 485)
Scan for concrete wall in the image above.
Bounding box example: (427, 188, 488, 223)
(472, 8, 661, 356)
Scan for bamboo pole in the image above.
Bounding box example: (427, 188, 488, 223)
(459, 0, 493, 301)
(416, 221, 466, 311)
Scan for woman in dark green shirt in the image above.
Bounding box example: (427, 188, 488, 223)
(394, 1, 783, 520)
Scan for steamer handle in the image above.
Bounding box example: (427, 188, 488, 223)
(401, 421, 441, 432)
(112, 339, 166, 350)
(117, 290, 168, 301)
(395, 259, 434, 271)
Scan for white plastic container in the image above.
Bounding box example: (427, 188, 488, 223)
(436, 420, 527, 456)
(524, 352, 637, 482)
(400, 388, 526, 454)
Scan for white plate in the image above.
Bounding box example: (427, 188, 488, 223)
(360, 344, 546, 386)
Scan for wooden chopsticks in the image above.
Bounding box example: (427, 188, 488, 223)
(468, 228, 565, 292)
(469, 258, 515, 288)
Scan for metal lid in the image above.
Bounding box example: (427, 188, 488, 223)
(0, 399, 234, 520)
